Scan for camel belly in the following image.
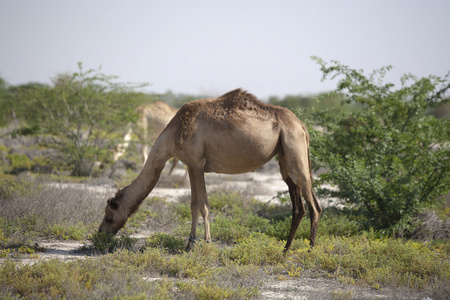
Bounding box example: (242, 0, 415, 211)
(203, 156, 274, 174)
(174, 115, 281, 174)
(202, 127, 279, 174)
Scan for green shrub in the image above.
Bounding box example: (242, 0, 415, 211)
(209, 190, 242, 211)
(174, 241, 220, 278)
(7, 153, 31, 171)
(209, 190, 257, 212)
(318, 213, 361, 237)
(299, 58, 450, 232)
(211, 214, 250, 243)
(0, 215, 43, 237)
(10, 125, 41, 137)
(31, 155, 53, 171)
(46, 222, 88, 240)
(146, 233, 185, 254)
(174, 202, 191, 222)
(223, 232, 285, 266)
(89, 232, 137, 253)
(0, 173, 33, 198)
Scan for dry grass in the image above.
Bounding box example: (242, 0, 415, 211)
(0, 174, 108, 226)
(412, 210, 450, 241)
(0, 173, 111, 244)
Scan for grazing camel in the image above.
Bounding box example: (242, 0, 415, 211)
(99, 88, 321, 252)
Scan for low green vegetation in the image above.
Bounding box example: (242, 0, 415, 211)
(1, 176, 448, 298)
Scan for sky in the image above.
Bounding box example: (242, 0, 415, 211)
(1, 0, 449, 100)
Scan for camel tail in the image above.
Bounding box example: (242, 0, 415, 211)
(305, 126, 322, 214)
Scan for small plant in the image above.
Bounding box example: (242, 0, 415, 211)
(10, 125, 41, 137)
(0, 248, 11, 258)
(7, 153, 32, 171)
(210, 214, 250, 243)
(0, 173, 33, 198)
(209, 190, 257, 212)
(17, 245, 35, 254)
(89, 232, 137, 253)
(46, 223, 88, 240)
(224, 232, 285, 266)
(145, 233, 185, 254)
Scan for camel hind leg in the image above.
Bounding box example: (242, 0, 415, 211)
(279, 127, 321, 251)
(283, 170, 306, 252)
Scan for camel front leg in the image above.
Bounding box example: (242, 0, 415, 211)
(186, 165, 210, 251)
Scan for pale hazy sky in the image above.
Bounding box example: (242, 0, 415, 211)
(1, 0, 449, 99)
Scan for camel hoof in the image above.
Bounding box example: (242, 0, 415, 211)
(185, 237, 196, 251)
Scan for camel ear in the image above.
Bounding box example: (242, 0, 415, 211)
(107, 197, 118, 210)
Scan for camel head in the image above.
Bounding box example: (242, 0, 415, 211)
(98, 196, 128, 235)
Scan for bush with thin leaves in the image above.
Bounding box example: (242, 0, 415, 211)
(298, 58, 450, 233)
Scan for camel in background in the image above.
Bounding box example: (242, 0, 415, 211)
(113, 101, 178, 163)
(100, 88, 321, 252)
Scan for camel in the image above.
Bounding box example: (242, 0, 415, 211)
(99, 88, 322, 252)
(135, 100, 178, 163)
(113, 100, 178, 163)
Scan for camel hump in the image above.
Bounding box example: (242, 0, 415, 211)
(173, 88, 278, 144)
(137, 101, 177, 121)
(218, 88, 264, 110)
(218, 88, 257, 102)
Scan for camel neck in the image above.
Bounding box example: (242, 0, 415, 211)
(121, 140, 171, 216)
